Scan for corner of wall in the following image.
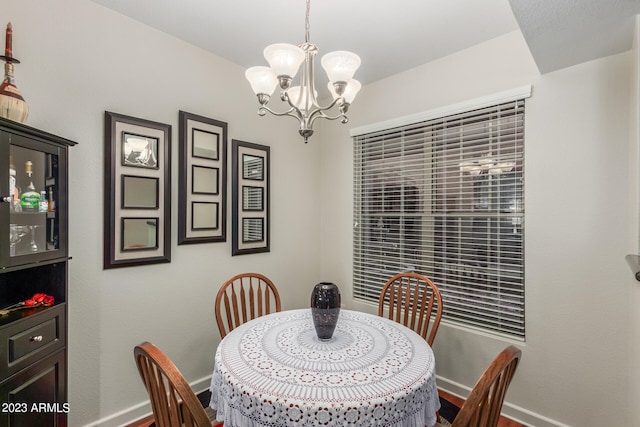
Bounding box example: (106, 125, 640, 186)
(629, 14, 640, 427)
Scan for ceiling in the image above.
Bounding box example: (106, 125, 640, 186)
(88, 0, 640, 83)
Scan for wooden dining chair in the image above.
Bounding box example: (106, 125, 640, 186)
(215, 272, 281, 338)
(436, 345, 522, 427)
(133, 341, 221, 427)
(378, 272, 443, 346)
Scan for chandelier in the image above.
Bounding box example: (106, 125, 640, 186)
(459, 153, 515, 176)
(244, 0, 361, 143)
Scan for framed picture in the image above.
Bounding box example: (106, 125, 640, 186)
(104, 112, 171, 269)
(122, 133, 159, 169)
(232, 139, 269, 255)
(192, 165, 219, 195)
(121, 175, 159, 209)
(242, 186, 264, 211)
(121, 217, 159, 251)
(192, 201, 219, 230)
(192, 128, 219, 160)
(243, 154, 264, 180)
(178, 111, 228, 244)
(242, 217, 264, 243)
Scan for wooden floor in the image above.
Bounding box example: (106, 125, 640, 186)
(126, 414, 153, 427)
(126, 390, 526, 427)
(438, 389, 526, 427)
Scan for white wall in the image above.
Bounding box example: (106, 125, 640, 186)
(6, 0, 322, 425)
(629, 16, 640, 427)
(320, 31, 633, 426)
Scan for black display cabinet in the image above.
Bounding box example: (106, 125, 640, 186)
(0, 117, 75, 427)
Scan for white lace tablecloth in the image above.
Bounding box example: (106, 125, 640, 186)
(209, 309, 440, 427)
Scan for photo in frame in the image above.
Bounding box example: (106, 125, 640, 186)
(242, 186, 264, 211)
(192, 201, 219, 230)
(104, 112, 171, 269)
(121, 217, 159, 251)
(178, 111, 227, 244)
(192, 165, 219, 195)
(121, 175, 159, 209)
(242, 217, 264, 243)
(232, 139, 269, 255)
(122, 133, 159, 169)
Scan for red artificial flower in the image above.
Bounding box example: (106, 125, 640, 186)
(24, 293, 54, 307)
(1, 293, 55, 317)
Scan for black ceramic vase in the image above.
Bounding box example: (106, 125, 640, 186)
(310, 282, 341, 340)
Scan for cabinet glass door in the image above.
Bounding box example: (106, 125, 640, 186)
(3, 132, 67, 267)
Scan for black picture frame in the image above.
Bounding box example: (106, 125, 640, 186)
(232, 139, 270, 255)
(104, 112, 171, 269)
(242, 186, 264, 211)
(121, 132, 159, 169)
(242, 217, 264, 243)
(191, 201, 219, 230)
(242, 153, 264, 180)
(191, 165, 219, 195)
(120, 217, 159, 251)
(178, 111, 228, 244)
(121, 175, 159, 209)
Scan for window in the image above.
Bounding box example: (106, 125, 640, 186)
(353, 99, 525, 339)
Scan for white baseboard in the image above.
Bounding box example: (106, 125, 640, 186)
(82, 375, 212, 427)
(437, 375, 571, 427)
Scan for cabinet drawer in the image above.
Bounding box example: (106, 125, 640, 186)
(10, 315, 59, 362)
(0, 304, 66, 378)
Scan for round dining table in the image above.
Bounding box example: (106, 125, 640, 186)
(209, 308, 440, 427)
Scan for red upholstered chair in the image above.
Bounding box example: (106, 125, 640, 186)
(134, 341, 222, 427)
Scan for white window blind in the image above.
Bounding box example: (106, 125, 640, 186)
(353, 99, 525, 339)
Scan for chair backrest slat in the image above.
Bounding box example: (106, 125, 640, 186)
(240, 281, 248, 323)
(249, 277, 263, 319)
(402, 277, 412, 326)
(262, 280, 270, 316)
(215, 273, 281, 338)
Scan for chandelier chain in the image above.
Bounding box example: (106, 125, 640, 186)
(305, 0, 311, 43)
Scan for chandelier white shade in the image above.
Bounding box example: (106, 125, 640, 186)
(263, 44, 305, 78)
(245, 0, 361, 143)
(328, 79, 361, 104)
(321, 51, 361, 83)
(245, 66, 277, 96)
(287, 86, 318, 112)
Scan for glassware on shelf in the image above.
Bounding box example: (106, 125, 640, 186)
(48, 187, 55, 212)
(38, 191, 47, 212)
(20, 181, 40, 211)
(28, 224, 39, 252)
(9, 224, 29, 256)
(9, 155, 16, 211)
